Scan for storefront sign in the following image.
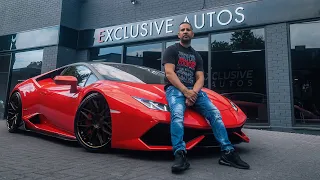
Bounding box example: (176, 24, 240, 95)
(78, 0, 320, 48)
(92, 5, 246, 47)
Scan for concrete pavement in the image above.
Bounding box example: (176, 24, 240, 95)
(0, 120, 319, 180)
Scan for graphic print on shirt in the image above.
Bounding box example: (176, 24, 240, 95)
(176, 51, 196, 86)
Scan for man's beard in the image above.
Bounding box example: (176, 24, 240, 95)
(181, 38, 191, 44)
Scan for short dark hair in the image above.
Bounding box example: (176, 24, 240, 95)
(179, 21, 193, 30)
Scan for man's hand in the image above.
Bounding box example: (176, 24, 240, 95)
(182, 89, 198, 103)
(185, 98, 195, 107)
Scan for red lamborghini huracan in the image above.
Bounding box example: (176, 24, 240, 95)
(6, 62, 249, 152)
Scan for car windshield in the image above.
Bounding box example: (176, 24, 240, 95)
(91, 62, 166, 84)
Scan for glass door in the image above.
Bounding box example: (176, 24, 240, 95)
(0, 54, 12, 119)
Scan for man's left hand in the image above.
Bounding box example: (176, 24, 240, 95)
(185, 98, 195, 107)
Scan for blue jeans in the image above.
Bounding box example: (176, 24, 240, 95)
(165, 86, 234, 155)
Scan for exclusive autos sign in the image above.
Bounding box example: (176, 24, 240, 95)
(85, 0, 320, 47)
(93, 6, 246, 47)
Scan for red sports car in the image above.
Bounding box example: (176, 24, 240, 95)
(6, 62, 249, 152)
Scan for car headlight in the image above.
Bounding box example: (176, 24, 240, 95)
(132, 97, 169, 112)
(229, 100, 238, 111)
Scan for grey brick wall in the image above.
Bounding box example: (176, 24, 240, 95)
(42, 46, 59, 73)
(79, 0, 248, 29)
(42, 46, 77, 72)
(265, 23, 293, 128)
(0, 0, 62, 36)
(61, 0, 81, 29)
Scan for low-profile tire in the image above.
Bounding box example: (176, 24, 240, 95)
(74, 93, 112, 152)
(6, 92, 22, 133)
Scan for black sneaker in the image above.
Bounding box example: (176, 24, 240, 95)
(219, 149, 250, 169)
(171, 150, 190, 173)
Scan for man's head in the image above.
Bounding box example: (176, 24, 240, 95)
(178, 22, 194, 44)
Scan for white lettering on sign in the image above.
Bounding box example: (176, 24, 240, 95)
(96, 7, 245, 44)
(211, 70, 254, 88)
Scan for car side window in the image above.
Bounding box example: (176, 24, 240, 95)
(60, 65, 92, 87)
(85, 74, 98, 87)
(60, 66, 77, 77)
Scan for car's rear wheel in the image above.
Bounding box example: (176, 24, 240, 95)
(74, 93, 112, 152)
(6, 92, 22, 133)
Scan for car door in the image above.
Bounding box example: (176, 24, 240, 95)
(40, 65, 94, 133)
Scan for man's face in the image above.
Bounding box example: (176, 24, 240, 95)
(178, 23, 194, 43)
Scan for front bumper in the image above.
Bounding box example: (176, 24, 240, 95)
(140, 122, 249, 148)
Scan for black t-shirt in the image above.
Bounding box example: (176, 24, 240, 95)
(162, 43, 204, 89)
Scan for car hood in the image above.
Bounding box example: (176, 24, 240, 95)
(107, 81, 233, 111)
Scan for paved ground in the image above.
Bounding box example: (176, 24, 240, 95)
(0, 120, 319, 180)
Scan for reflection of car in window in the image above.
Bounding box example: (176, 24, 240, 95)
(222, 92, 320, 122)
(221, 92, 267, 122)
(222, 92, 267, 104)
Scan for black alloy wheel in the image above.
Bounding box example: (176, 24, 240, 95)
(6, 92, 22, 133)
(74, 93, 112, 152)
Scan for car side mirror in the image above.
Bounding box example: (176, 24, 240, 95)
(54, 76, 78, 93)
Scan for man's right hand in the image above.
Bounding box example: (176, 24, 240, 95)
(164, 63, 198, 102)
(183, 89, 198, 103)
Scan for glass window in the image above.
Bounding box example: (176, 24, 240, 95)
(290, 20, 320, 125)
(91, 63, 165, 84)
(0, 26, 59, 52)
(85, 74, 98, 87)
(211, 28, 267, 124)
(10, 50, 44, 92)
(166, 37, 209, 88)
(0, 54, 11, 119)
(61, 65, 91, 87)
(90, 46, 122, 63)
(125, 43, 162, 70)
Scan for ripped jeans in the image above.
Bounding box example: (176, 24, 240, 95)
(165, 86, 234, 155)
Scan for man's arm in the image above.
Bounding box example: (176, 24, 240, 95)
(192, 52, 205, 93)
(164, 63, 198, 101)
(193, 71, 204, 93)
(164, 63, 188, 94)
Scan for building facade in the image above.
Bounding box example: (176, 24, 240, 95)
(1, 0, 320, 131)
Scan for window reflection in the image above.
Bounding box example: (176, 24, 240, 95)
(12, 26, 59, 50)
(91, 63, 165, 84)
(211, 29, 267, 124)
(90, 46, 122, 63)
(125, 43, 162, 70)
(10, 50, 43, 92)
(211, 29, 265, 51)
(0, 54, 11, 119)
(166, 37, 209, 87)
(85, 74, 99, 87)
(290, 20, 320, 125)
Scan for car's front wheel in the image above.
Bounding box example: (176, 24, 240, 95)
(74, 93, 112, 152)
(6, 92, 22, 133)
